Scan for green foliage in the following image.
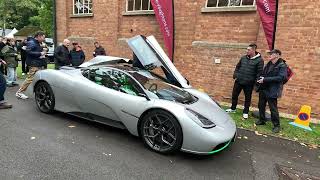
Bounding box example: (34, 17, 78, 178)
(0, 0, 53, 37)
(30, 0, 53, 37)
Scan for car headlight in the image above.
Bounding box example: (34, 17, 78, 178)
(185, 108, 216, 129)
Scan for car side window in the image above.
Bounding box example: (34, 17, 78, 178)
(83, 68, 142, 96)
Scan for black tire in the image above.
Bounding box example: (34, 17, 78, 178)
(140, 110, 183, 154)
(35, 81, 55, 113)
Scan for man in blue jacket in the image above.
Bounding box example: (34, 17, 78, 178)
(16, 32, 46, 99)
(70, 42, 85, 67)
(256, 49, 287, 133)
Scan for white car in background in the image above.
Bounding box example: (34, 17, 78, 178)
(45, 38, 55, 63)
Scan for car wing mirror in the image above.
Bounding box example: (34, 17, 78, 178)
(138, 93, 150, 101)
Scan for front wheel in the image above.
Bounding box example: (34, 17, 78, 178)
(140, 110, 183, 154)
(35, 81, 55, 113)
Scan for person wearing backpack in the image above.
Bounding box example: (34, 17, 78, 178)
(256, 49, 287, 133)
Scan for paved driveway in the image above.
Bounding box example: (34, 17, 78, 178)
(0, 86, 319, 180)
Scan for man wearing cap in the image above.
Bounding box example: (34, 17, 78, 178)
(70, 42, 85, 67)
(226, 43, 264, 119)
(256, 49, 287, 133)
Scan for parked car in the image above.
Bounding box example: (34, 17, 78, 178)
(30, 35, 236, 155)
(45, 38, 55, 63)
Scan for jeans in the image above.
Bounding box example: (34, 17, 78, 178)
(230, 81, 254, 114)
(7, 67, 17, 84)
(258, 91, 280, 127)
(0, 72, 6, 102)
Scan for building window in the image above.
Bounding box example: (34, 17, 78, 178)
(73, 0, 93, 15)
(206, 0, 255, 8)
(126, 0, 153, 12)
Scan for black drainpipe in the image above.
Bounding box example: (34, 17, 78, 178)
(53, 0, 57, 47)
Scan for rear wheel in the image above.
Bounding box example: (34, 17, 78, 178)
(140, 110, 183, 154)
(35, 81, 55, 113)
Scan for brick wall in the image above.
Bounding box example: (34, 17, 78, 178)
(56, 0, 320, 120)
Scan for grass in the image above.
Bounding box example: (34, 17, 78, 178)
(16, 63, 55, 79)
(222, 106, 320, 146)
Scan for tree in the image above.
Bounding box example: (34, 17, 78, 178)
(0, 0, 40, 29)
(0, 0, 53, 37)
(30, 0, 54, 37)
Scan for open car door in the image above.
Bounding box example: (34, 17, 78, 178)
(127, 35, 191, 88)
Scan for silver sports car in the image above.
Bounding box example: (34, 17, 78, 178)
(31, 35, 236, 155)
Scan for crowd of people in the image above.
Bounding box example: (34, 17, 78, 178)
(0, 32, 287, 133)
(0, 31, 107, 109)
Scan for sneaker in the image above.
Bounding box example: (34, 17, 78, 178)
(12, 82, 19, 86)
(0, 102, 13, 109)
(243, 113, 248, 119)
(6, 83, 14, 87)
(272, 127, 280, 133)
(255, 120, 266, 125)
(16, 92, 29, 99)
(226, 109, 236, 113)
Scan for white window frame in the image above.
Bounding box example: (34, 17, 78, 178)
(203, 0, 256, 12)
(126, 0, 154, 13)
(73, 0, 93, 16)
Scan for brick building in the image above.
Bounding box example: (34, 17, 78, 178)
(56, 0, 320, 121)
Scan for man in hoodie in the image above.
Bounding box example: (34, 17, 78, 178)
(256, 49, 287, 133)
(70, 42, 85, 67)
(226, 44, 264, 119)
(16, 32, 47, 99)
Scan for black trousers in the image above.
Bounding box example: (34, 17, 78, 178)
(0, 63, 7, 75)
(231, 81, 254, 114)
(258, 91, 280, 127)
(21, 57, 29, 73)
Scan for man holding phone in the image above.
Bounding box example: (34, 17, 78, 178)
(16, 32, 47, 99)
(256, 49, 287, 133)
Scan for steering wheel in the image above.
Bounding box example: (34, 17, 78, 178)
(148, 83, 158, 92)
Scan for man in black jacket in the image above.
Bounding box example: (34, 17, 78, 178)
(18, 39, 29, 75)
(16, 32, 47, 99)
(226, 44, 264, 119)
(0, 37, 8, 75)
(93, 42, 106, 57)
(256, 49, 287, 133)
(54, 39, 71, 69)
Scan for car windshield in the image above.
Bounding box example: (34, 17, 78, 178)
(128, 70, 197, 104)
